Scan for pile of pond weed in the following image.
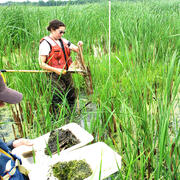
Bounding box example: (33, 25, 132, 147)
(52, 160, 92, 180)
(45, 128, 80, 155)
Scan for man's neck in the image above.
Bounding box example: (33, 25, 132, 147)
(49, 34, 58, 41)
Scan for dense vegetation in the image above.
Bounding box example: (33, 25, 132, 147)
(0, 0, 103, 6)
(0, 0, 179, 179)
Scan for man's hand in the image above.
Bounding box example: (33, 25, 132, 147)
(13, 138, 33, 148)
(78, 41, 83, 47)
(55, 68, 66, 75)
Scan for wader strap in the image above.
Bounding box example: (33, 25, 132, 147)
(43, 39, 52, 53)
(0, 148, 14, 161)
(59, 39, 68, 70)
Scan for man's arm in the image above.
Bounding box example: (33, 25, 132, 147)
(39, 55, 66, 75)
(6, 138, 33, 150)
(62, 38, 83, 53)
(70, 41, 83, 53)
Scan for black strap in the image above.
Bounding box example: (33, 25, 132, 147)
(59, 39, 68, 70)
(44, 39, 52, 53)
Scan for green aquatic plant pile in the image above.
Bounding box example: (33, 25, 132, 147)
(52, 160, 92, 180)
(45, 129, 80, 155)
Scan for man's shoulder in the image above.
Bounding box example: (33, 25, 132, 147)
(61, 37, 69, 44)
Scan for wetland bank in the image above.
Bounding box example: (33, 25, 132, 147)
(0, 0, 179, 179)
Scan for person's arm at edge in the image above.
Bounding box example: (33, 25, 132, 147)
(6, 140, 14, 150)
(6, 138, 33, 150)
(13, 138, 33, 148)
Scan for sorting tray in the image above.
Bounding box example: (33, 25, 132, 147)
(33, 123, 94, 153)
(29, 142, 122, 180)
(12, 123, 94, 171)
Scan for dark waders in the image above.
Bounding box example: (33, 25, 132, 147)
(48, 72, 76, 119)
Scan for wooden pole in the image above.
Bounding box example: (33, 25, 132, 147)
(1, 69, 50, 73)
(0, 69, 85, 74)
(77, 46, 93, 95)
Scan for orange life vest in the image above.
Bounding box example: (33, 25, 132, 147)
(40, 36, 72, 70)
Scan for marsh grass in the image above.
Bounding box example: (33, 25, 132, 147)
(0, 0, 179, 179)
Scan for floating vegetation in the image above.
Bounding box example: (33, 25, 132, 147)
(52, 160, 92, 180)
(45, 129, 80, 155)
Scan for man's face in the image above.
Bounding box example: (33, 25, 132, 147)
(0, 101, 5, 107)
(52, 26, 66, 40)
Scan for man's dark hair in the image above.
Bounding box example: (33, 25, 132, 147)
(47, 19, 66, 31)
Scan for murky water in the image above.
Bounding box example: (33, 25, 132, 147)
(0, 93, 97, 143)
(0, 105, 15, 142)
(1, 93, 179, 141)
(78, 101, 97, 129)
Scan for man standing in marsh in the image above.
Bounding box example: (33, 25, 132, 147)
(39, 19, 83, 118)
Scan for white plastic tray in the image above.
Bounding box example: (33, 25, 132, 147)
(29, 142, 121, 180)
(33, 123, 94, 153)
(12, 123, 94, 171)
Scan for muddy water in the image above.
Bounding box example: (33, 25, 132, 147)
(78, 101, 97, 129)
(0, 96, 179, 138)
(0, 93, 97, 143)
(0, 105, 15, 142)
(0, 94, 179, 142)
